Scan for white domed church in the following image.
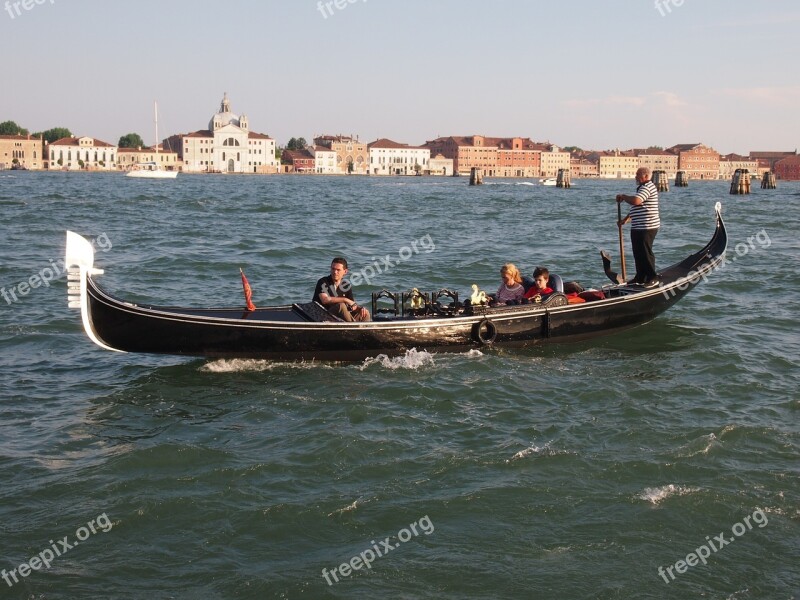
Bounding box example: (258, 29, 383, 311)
(166, 93, 278, 173)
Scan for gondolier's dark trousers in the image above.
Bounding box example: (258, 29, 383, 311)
(631, 227, 659, 282)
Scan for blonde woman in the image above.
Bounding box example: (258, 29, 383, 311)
(495, 263, 526, 304)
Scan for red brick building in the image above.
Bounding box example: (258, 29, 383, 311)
(666, 143, 720, 180)
(281, 149, 315, 173)
(423, 135, 542, 177)
(774, 155, 800, 180)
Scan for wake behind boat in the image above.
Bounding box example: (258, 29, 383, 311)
(65, 204, 727, 361)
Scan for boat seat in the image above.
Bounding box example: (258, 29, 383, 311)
(292, 301, 342, 322)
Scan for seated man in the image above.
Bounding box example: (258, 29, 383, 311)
(313, 257, 370, 322)
(523, 266, 554, 301)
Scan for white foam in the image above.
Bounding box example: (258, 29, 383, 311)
(359, 348, 435, 371)
(200, 358, 326, 373)
(327, 498, 365, 517)
(507, 441, 572, 462)
(637, 484, 700, 505)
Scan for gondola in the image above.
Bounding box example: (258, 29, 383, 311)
(65, 203, 727, 361)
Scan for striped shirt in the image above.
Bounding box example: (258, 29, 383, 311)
(629, 180, 660, 230)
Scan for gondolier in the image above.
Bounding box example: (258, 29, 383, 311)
(616, 167, 661, 288)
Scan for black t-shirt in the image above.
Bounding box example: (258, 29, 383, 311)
(313, 275, 354, 305)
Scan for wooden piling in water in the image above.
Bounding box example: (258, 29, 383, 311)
(761, 171, 776, 189)
(652, 170, 669, 192)
(730, 169, 751, 195)
(675, 171, 688, 187)
(556, 168, 570, 188)
(469, 167, 483, 186)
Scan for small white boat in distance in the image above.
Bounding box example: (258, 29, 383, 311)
(127, 161, 178, 179)
(540, 177, 557, 186)
(126, 101, 178, 179)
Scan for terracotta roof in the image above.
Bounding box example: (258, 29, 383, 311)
(776, 155, 800, 165)
(282, 149, 314, 161)
(0, 134, 40, 140)
(750, 151, 795, 157)
(368, 138, 427, 150)
(183, 130, 213, 138)
(248, 132, 272, 140)
(50, 137, 114, 147)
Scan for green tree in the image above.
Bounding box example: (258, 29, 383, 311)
(0, 120, 29, 136)
(118, 133, 145, 148)
(33, 128, 73, 144)
(286, 137, 308, 151)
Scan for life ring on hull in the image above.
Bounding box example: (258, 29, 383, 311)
(472, 319, 497, 345)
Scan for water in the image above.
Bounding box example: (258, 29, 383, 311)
(1, 172, 798, 599)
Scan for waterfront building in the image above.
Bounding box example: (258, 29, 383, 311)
(281, 149, 315, 173)
(774, 155, 800, 180)
(117, 145, 180, 171)
(539, 144, 571, 178)
(637, 149, 679, 178)
(597, 149, 638, 179)
(718, 154, 758, 180)
(48, 136, 117, 170)
(749, 150, 797, 171)
(428, 153, 454, 176)
(666, 143, 720, 180)
(313, 135, 368, 175)
(494, 138, 543, 178)
(570, 157, 598, 178)
(423, 135, 544, 177)
(165, 93, 278, 173)
(423, 136, 497, 176)
(312, 146, 338, 174)
(367, 138, 430, 176)
(0, 134, 44, 170)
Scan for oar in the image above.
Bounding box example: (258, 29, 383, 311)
(617, 202, 627, 283)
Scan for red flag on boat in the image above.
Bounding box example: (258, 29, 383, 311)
(240, 268, 256, 311)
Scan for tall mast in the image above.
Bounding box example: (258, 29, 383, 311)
(154, 101, 159, 157)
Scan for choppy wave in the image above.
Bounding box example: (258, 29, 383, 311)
(637, 484, 701, 505)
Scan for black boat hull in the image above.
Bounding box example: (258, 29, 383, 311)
(66, 204, 727, 361)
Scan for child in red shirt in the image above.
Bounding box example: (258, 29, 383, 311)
(523, 266, 554, 300)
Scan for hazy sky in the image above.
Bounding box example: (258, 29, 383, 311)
(2, 0, 798, 154)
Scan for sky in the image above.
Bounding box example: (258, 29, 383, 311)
(2, 0, 798, 154)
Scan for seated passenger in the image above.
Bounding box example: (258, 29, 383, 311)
(313, 257, 371, 322)
(523, 266, 554, 301)
(495, 263, 526, 304)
